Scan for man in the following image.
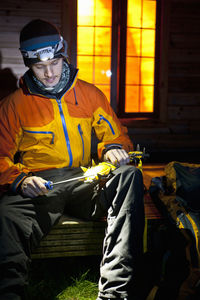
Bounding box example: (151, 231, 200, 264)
(0, 19, 144, 300)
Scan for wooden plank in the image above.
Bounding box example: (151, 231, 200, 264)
(168, 49, 200, 63)
(170, 17, 200, 34)
(1, 48, 25, 59)
(128, 133, 200, 149)
(167, 122, 189, 134)
(0, 33, 19, 47)
(168, 106, 200, 120)
(58, 216, 106, 226)
(169, 63, 200, 78)
(143, 164, 165, 188)
(158, 0, 171, 123)
(168, 77, 200, 93)
(42, 230, 105, 239)
(170, 33, 200, 49)
(32, 249, 103, 259)
(189, 121, 200, 133)
(61, 0, 77, 66)
(0, 0, 61, 11)
(31, 215, 106, 258)
(43, 228, 105, 235)
(153, 134, 200, 148)
(168, 93, 200, 106)
(32, 243, 103, 254)
(127, 127, 170, 135)
(170, 0, 200, 18)
(38, 237, 104, 247)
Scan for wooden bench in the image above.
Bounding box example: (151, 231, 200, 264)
(31, 164, 165, 259)
(31, 216, 106, 259)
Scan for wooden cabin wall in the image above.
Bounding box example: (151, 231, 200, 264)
(166, 0, 200, 160)
(0, 0, 62, 99)
(126, 0, 200, 162)
(0, 0, 200, 162)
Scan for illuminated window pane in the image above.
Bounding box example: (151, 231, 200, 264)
(95, 0, 112, 26)
(126, 28, 141, 57)
(95, 28, 111, 56)
(143, 1, 156, 28)
(77, 27, 94, 55)
(95, 56, 111, 84)
(77, 56, 93, 83)
(126, 57, 140, 85)
(141, 58, 154, 85)
(127, 0, 142, 28)
(140, 86, 154, 112)
(125, 86, 139, 113)
(77, 0, 94, 26)
(142, 29, 155, 57)
(77, 0, 112, 102)
(126, 0, 156, 113)
(96, 85, 110, 101)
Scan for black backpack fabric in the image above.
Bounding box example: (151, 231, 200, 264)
(145, 162, 200, 300)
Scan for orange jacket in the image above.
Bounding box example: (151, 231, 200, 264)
(0, 75, 133, 193)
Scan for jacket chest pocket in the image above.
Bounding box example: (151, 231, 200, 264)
(21, 129, 55, 149)
(97, 114, 115, 135)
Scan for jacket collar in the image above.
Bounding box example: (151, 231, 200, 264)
(20, 63, 79, 100)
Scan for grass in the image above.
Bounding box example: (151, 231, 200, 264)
(56, 271, 98, 300)
(27, 256, 101, 300)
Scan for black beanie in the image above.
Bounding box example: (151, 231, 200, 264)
(19, 19, 67, 66)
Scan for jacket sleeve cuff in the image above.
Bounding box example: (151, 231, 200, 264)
(10, 172, 28, 194)
(102, 143, 122, 157)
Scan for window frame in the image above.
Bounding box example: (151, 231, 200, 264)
(61, 0, 168, 122)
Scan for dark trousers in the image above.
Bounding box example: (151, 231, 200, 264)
(0, 165, 144, 300)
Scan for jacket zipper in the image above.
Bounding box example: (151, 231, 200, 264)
(23, 129, 55, 144)
(57, 99, 73, 167)
(97, 114, 115, 135)
(78, 124, 84, 161)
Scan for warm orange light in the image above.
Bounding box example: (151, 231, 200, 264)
(127, 0, 142, 28)
(77, 0, 94, 26)
(141, 86, 154, 112)
(143, 1, 156, 28)
(95, 28, 111, 56)
(77, 0, 156, 111)
(95, 0, 112, 26)
(126, 57, 140, 85)
(77, 56, 93, 82)
(95, 56, 111, 84)
(125, 86, 140, 112)
(77, 0, 112, 102)
(126, 0, 157, 113)
(141, 58, 155, 85)
(126, 28, 141, 57)
(142, 30, 155, 57)
(77, 27, 94, 55)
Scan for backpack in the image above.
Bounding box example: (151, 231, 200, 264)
(145, 162, 200, 300)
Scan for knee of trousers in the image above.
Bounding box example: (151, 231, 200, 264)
(0, 195, 38, 247)
(105, 165, 144, 211)
(113, 164, 140, 174)
(0, 198, 17, 222)
(113, 164, 143, 187)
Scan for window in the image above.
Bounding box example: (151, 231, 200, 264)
(77, 0, 112, 101)
(76, 0, 158, 117)
(126, 0, 157, 113)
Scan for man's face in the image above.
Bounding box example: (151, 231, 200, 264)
(31, 58, 63, 87)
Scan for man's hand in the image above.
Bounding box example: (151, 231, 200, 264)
(104, 149, 130, 167)
(21, 176, 48, 198)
